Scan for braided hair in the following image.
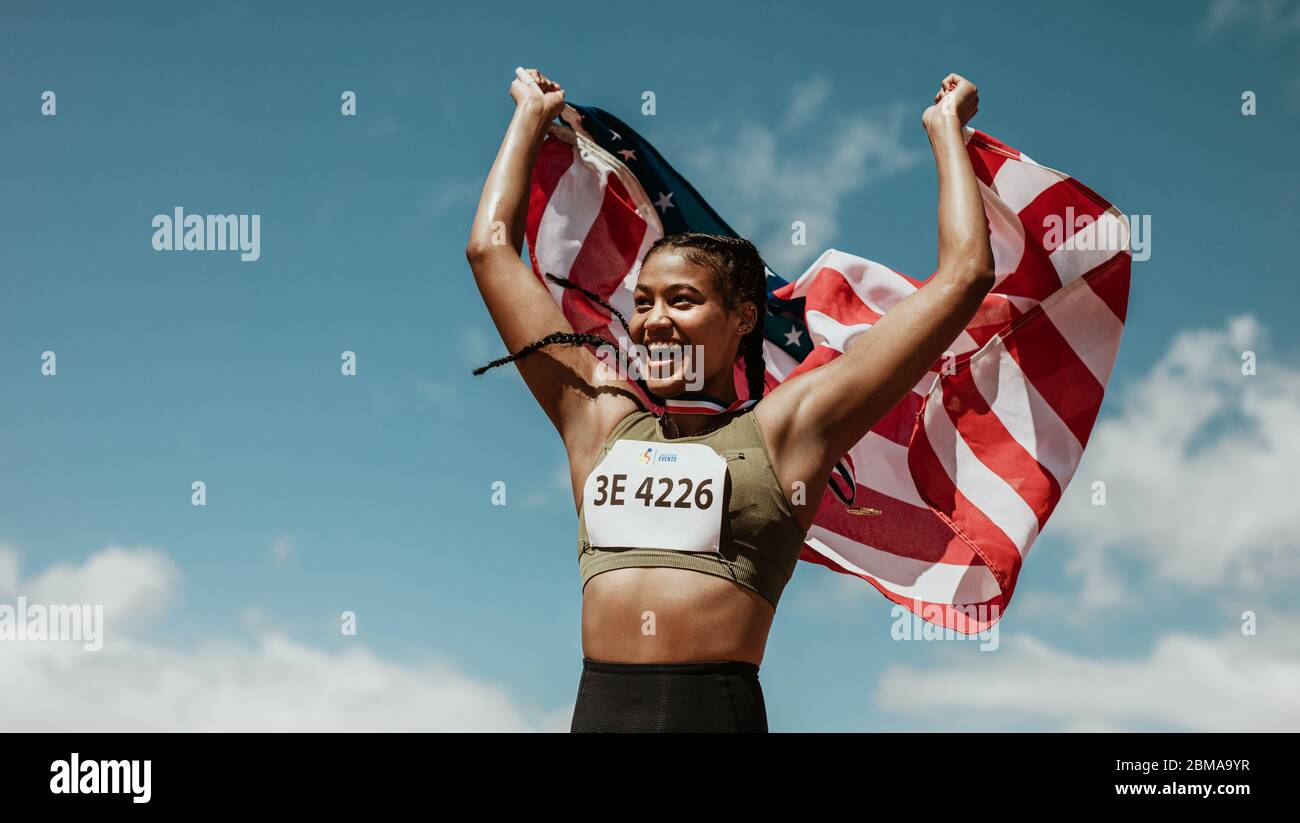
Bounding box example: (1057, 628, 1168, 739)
(473, 233, 769, 405)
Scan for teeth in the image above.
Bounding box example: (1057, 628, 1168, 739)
(647, 343, 684, 362)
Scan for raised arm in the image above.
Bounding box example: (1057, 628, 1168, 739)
(465, 69, 639, 457)
(759, 73, 995, 480)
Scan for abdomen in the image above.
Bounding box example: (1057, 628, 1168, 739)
(581, 567, 776, 665)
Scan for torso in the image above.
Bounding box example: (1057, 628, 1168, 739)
(581, 568, 774, 664)
(567, 401, 830, 665)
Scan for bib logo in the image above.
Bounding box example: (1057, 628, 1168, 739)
(151, 206, 261, 262)
(639, 447, 655, 464)
(656, 452, 677, 463)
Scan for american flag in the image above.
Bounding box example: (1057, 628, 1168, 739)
(525, 104, 1131, 632)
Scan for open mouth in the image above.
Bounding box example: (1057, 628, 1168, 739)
(645, 341, 690, 380)
(647, 342, 684, 362)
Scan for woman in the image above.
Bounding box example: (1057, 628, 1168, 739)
(466, 68, 993, 732)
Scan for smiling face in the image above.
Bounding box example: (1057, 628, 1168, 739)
(630, 249, 756, 399)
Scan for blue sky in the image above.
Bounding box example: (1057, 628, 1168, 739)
(2, 0, 1298, 731)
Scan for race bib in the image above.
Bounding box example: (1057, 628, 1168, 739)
(583, 439, 727, 553)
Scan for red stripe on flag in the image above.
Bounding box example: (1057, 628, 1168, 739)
(562, 177, 649, 335)
(1085, 253, 1132, 324)
(969, 130, 1022, 161)
(1019, 180, 1109, 258)
(907, 414, 1024, 590)
(968, 145, 1011, 188)
(814, 483, 985, 566)
(1002, 312, 1105, 448)
(990, 181, 1106, 305)
(802, 267, 886, 327)
(525, 139, 577, 277)
(871, 389, 926, 447)
(942, 368, 1064, 531)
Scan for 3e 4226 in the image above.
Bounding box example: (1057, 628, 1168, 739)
(589, 473, 715, 509)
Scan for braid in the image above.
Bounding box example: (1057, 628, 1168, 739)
(471, 272, 633, 376)
(471, 329, 612, 375)
(543, 272, 632, 337)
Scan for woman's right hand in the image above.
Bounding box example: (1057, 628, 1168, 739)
(921, 72, 978, 132)
(510, 68, 566, 122)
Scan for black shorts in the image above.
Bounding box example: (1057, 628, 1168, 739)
(570, 657, 768, 733)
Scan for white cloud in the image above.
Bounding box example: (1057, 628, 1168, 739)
(3, 633, 564, 732)
(0, 542, 179, 628)
(864, 314, 1300, 731)
(784, 564, 880, 618)
(518, 461, 574, 512)
(1200, 0, 1300, 38)
(401, 179, 479, 240)
(1046, 314, 1300, 612)
(423, 179, 480, 217)
(552, 460, 572, 493)
(414, 377, 464, 417)
(875, 609, 1300, 731)
(460, 323, 526, 389)
(270, 535, 294, 567)
(676, 78, 925, 272)
(782, 75, 833, 132)
(1198, 1, 1300, 108)
(460, 324, 498, 367)
(0, 544, 568, 732)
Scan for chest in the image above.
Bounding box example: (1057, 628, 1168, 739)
(580, 438, 783, 552)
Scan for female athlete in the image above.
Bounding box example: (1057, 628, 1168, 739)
(467, 68, 992, 732)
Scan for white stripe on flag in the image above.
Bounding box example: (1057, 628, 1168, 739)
(806, 309, 980, 361)
(850, 432, 926, 508)
(913, 369, 940, 398)
(805, 309, 871, 352)
(805, 528, 1004, 604)
(789, 249, 917, 315)
(991, 158, 1063, 214)
(534, 146, 605, 304)
(1048, 211, 1127, 287)
(968, 336, 1084, 490)
(1041, 276, 1126, 388)
(979, 178, 1028, 280)
(762, 339, 799, 381)
(922, 380, 1042, 555)
(605, 214, 662, 353)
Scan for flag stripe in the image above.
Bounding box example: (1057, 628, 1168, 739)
(968, 338, 1084, 490)
(920, 379, 1041, 557)
(562, 176, 650, 334)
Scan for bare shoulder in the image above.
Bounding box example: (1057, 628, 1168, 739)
(752, 374, 834, 530)
(752, 374, 806, 466)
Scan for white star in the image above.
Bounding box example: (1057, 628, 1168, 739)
(784, 326, 803, 347)
(654, 191, 675, 213)
(617, 148, 637, 162)
(608, 130, 622, 141)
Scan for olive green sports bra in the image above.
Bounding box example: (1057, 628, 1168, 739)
(576, 407, 807, 608)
